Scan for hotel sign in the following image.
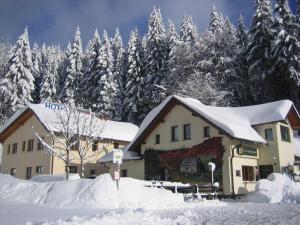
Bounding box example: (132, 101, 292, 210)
(45, 102, 65, 111)
(238, 146, 257, 157)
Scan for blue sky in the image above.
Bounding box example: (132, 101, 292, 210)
(0, 0, 297, 48)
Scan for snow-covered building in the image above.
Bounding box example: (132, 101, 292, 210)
(100, 95, 300, 196)
(0, 102, 138, 179)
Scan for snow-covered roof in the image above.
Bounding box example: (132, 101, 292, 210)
(99, 148, 141, 163)
(128, 95, 300, 150)
(0, 103, 139, 142)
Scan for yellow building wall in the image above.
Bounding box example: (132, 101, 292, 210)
(107, 159, 145, 180)
(1, 113, 129, 179)
(1, 115, 52, 179)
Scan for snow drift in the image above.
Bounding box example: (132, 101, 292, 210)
(0, 174, 183, 209)
(248, 173, 300, 203)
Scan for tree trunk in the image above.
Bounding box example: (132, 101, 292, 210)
(65, 149, 70, 180)
(80, 159, 84, 178)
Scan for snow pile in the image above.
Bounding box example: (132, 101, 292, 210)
(0, 174, 183, 209)
(248, 173, 300, 203)
(31, 173, 80, 182)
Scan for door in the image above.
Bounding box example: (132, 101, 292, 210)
(26, 167, 32, 180)
(259, 165, 273, 179)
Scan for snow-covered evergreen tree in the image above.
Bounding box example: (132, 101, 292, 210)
(123, 29, 145, 124)
(61, 26, 83, 105)
(209, 5, 224, 34)
(31, 43, 42, 103)
(111, 28, 125, 120)
(40, 46, 59, 102)
(180, 15, 198, 45)
(0, 27, 34, 118)
(95, 30, 116, 118)
(247, 0, 274, 102)
(143, 7, 167, 116)
(81, 29, 101, 109)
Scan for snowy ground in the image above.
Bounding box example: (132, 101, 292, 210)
(1, 200, 300, 225)
(1, 173, 300, 225)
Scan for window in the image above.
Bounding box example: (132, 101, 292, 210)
(10, 168, 16, 177)
(27, 139, 34, 151)
(155, 134, 160, 144)
(12, 143, 18, 154)
(204, 126, 210, 138)
(183, 124, 191, 140)
(7, 144, 10, 154)
(242, 166, 255, 181)
(171, 126, 179, 142)
(92, 141, 98, 151)
(90, 169, 96, 176)
(22, 141, 26, 151)
(280, 126, 290, 142)
(70, 136, 78, 150)
(265, 128, 273, 141)
(36, 166, 43, 174)
(37, 137, 44, 150)
(121, 169, 128, 177)
(69, 166, 77, 173)
(114, 142, 119, 149)
(26, 167, 32, 180)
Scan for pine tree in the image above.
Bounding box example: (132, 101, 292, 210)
(180, 15, 198, 45)
(58, 42, 71, 102)
(234, 15, 250, 105)
(0, 27, 34, 117)
(96, 30, 116, 118)
(247, 0, 274, 103)
(61, 26, 83, 105)
(111, 28, 125, 120)
(272, 0, 300, 106)
(81, 29, 101, 109)
(123, 30, 145, 124)
(31, 43, 42, 103)
(143, 7, 167, 116)
(40, 46, 59, 102)
(209, 5, 224, 34)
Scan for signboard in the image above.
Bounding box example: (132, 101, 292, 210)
(113, 171, 120, 180)
(113, 149, 123, 164)
(45, 102, 64, 111)
(238, 146, 257, 157)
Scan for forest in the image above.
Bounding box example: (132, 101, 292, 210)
(0, 0, 299, 125)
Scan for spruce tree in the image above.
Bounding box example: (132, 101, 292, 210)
(123, 30, 145, 124)
(96, 30, 116, 118)
(209, 5, 224, 34)
(0, 27, 35, 117)
(61, 26, 83, 105)
(180, 15, 198, 45)
(111, 28, 125, 120)
(247, 0, 274, 103)
(143, 7, 167, 116)
(31, 43, 42, 103)
(81, 29, 101, 109)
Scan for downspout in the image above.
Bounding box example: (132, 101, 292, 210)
(50, 138, 54, 175)
(230, 143, 242, 199)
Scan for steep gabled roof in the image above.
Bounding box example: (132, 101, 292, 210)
(128, 95, 300, 152)
(0, 103, 139, 142)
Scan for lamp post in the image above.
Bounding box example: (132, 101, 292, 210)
(208, 162, 216, 193)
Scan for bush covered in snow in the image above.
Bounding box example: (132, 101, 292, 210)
(248, 173, 300, 203)
(0, 174, 184, 209)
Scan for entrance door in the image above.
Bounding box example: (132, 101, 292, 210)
(26, 167, 32, 180)
(259, 165, 273, 179)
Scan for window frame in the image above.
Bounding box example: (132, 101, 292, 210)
(264, 128, 273, 141)
(12, 143, 18, 154)
(114, 142, 119, 149)
(280, 125, 290, 142)
(121, 169, 128, 177)
(7, 144, 10, 154)
(155, 134, 160, 144)
(22, 141, 26, 151)
(37, 137, 44, 150)
(27, 139, 34, 152)
(171, 126, 179, 142)
(92, 141, 98, 151)
(204, 126, 210, 138)
(242, 166, 255, 181)
(183, 124, 191, 140)
(10, 168, 16, 176)
(69, 166, 78, 173)
(36, 166, 44, 174)
(26, 167, 32, 180)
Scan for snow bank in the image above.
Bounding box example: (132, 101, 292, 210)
(0, 174, 183, 209)
(31, 173, 80, 182)
(248, 173, 300, 203)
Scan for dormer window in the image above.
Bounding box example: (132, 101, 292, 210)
(265, 129, 273, 141)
